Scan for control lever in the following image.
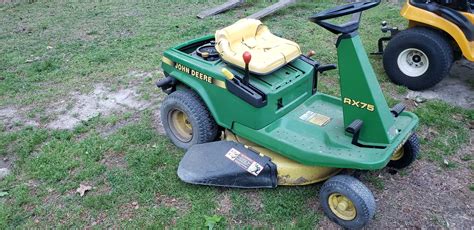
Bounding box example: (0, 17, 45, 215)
(242, 51, 252, 86)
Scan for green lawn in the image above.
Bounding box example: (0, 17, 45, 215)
(1, 0, 473, 228)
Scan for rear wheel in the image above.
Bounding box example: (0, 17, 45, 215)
(383, 27, 454, 90)
(388, 133, 419, 169)
(319, 175, 376, 229)
(160, 89, 219, 149)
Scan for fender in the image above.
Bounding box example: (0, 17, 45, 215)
(401, 0, 474, 61)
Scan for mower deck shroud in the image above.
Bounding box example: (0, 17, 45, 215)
(161, 34, 418, 170)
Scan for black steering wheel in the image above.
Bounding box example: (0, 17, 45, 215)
(309, 0, 381, 34)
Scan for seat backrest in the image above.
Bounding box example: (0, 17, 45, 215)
(216, 19, 262, 45)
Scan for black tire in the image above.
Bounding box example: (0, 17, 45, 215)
(319, 175, 376, 229)
(383, 27, 454, 90)
(160, 89, 219, 149)
(388, 133, 420, 169)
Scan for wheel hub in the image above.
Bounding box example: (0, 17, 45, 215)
(328, 193, 356, 221)
(169, 109, 193, 142)
(397, 48, 429, 77)
(391, 147, 404, 161)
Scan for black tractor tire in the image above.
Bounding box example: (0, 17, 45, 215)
(388, 133, 420, 169)
(319, 175, 376, 229)
(160, 89, 219, 149)
(383, 27, 454, 90)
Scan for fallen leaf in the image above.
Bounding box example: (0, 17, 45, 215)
(76, 184, 92, 197)
(204, 215, 222, 230)
(443, 159, 449, 166)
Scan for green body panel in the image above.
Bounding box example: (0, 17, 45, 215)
(160, 34, 419, 170)
(232, 93, 418, 169)
(162, 35, 315, 130)
(338, 35, 395, 144)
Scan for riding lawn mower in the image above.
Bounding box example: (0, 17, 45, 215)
(156, 1, 420, 228)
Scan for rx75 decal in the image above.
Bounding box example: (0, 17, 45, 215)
(343, 97, 375, 112)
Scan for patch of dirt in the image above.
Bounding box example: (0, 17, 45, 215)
(0, 154, 14, 170)
(216, 191, 232, 215)
(118, 201, 140, 221)
(100, 151, 127, 169)
(155, 193, 191, 213)
(47, 84, 151, 129)
(0, 106, 40, 130)
(404, 60, 474, 109)
(84, 211, 109, 228)
(317, 131, 474, 229)
(152, 109, 166, 135)
(244, 190, 263, 212)
(0, 153, 16, 180)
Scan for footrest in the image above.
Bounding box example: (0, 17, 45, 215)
(346, 119, 363, 146)
(390, 103, 406, 117)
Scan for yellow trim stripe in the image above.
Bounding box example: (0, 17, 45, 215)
(213, 79, 226, 89)
(162, 56, 174, 66)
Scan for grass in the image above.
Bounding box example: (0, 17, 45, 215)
(0, 0, 473, 228)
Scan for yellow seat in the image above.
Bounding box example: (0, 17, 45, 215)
(215, 19, 302, 75)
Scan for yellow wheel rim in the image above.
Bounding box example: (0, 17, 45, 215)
(169, 109, 193, 142)
(391, 148, 404, 161)
(328, 193, 356, 221)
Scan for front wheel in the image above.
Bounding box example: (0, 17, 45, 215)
(383, 27, 454, 90)
(319, 175, 376, 229)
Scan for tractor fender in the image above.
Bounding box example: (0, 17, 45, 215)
(162, 64, 233, 130)
(401, 1, 474, 61)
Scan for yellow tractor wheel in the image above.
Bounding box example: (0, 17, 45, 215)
(319, 175, 375, 229)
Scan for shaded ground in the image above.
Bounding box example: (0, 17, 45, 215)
(405, 60, 474, 109)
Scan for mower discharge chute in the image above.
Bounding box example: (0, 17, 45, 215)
(157, 0, 420, 228)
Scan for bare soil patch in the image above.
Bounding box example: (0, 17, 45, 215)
(152, 109, 166, 135)
(0, 153, 16, 180)
(1, 81, 155, 131)
(118, 201, 140, 222)
(155, 192, 191, 213)
(0, 106, 39, 130)
(244, 191, 263, 212)
(47, 84, 151, 129)
(100, 151, 127, 170)
(216, 191, 232, 215)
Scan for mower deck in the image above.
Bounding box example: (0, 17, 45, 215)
(232, 93, 418, 170)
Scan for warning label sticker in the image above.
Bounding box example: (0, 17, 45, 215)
(299, 111, 331, 126)
(225, 148, 264, 176)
